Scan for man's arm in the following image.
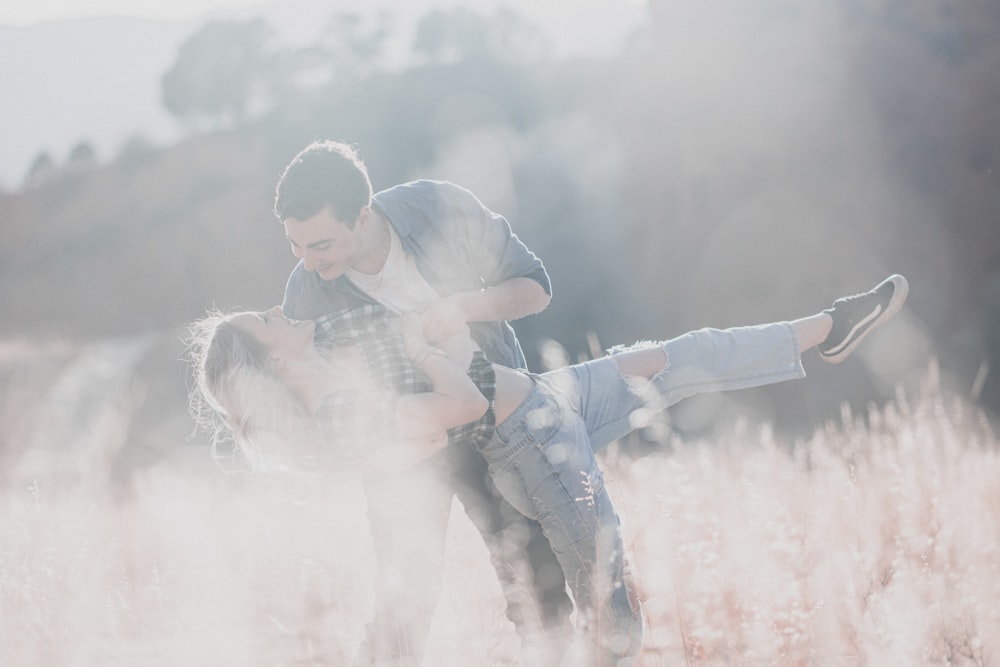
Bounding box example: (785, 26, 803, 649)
(418, 277, 551, 344)
(416, 182, 553, 343)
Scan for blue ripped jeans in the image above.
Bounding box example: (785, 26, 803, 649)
(475, 323, 805, 665)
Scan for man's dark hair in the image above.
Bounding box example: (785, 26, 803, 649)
(274, 140, 373, 228)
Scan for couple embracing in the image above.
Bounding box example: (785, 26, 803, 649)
(189, 140, 908, 666)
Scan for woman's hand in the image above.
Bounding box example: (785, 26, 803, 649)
(401, 312, 444, 369)
(401, 312, 429, 357)
(416, 295, 468, 344)
(394, 313, 489, 437)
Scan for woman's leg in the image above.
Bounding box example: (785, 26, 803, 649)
(605, 271, 912, 380)
(443, 439, 574, 662)
(791, 312, 834, 353)
(547, 272, 908, 452)
(480, 384, 644, 666)
(607, 313, 831, 382)
(545, 321, 806, 452)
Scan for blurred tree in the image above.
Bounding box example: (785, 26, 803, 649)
(67, 141, 97, 171)
(25, 151, 56, 187)
(318, 11, 391, 80)
(116, 134, 159, 169)
(161, 19, 275, 129)
(413, 7, 486, 64)
(488, 7, 551, 64)
(265, 12, 392, 100)
(413, 7, 548, 65)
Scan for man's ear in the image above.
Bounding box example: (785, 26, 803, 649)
(355, 205, 371, 228)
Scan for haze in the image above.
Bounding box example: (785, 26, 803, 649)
(0, 0, 643, 190)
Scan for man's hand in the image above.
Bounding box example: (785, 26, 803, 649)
(418, 278, 550, 344)
(416, 296, 468, 344)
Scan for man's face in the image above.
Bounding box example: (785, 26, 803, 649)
(283, 207, 362, 281)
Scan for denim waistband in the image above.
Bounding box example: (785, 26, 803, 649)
(480, 374, 562, 467)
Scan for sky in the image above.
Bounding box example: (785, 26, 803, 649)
(0, 0, 643, 191)
(1, 0, 646, 26)
(0, 0, 270, 25)
(0, 0, 645, 190)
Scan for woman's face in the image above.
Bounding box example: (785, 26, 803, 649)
(229, 306, 315, 361)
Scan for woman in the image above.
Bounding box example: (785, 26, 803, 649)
(188, 274, 908, 665)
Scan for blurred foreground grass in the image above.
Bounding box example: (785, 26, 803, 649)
(1, 373, 998, 666)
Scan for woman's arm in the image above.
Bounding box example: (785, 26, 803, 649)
(386, 313, 474, 369)
(393, 314, 488, 440)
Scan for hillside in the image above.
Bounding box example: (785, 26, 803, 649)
(1, 0, 999, 474)
(0, 17, 195, 191)
(0, 132, 294, 339)
(0, 3, 997, 661)
(0, 0, 643, 191)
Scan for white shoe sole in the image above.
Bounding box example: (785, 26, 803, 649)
(820, 274, 909, 364)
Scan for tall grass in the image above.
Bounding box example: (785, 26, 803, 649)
(1, 378, 998, 666)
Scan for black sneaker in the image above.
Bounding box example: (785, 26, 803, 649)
(818, 274, 909, 363)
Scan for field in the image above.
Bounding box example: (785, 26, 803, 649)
(1, 370, 998, 666)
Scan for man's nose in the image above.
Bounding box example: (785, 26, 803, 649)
(302, 252, 319, 272)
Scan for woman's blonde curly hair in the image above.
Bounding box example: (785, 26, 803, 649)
(185, 309, 323, 473)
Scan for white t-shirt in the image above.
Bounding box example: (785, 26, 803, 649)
(345, 224, 441, 314)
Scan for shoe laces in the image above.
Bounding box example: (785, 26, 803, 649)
(832, 289, 873, 308)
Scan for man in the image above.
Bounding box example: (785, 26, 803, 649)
(275, 140, 571, 664)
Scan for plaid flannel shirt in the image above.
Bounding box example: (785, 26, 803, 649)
(314, 303, 430, 395)
(313, 303, 497, 454)
(449, 352, 496, 450)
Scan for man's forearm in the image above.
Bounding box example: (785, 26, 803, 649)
(452, 277, 551, 323)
